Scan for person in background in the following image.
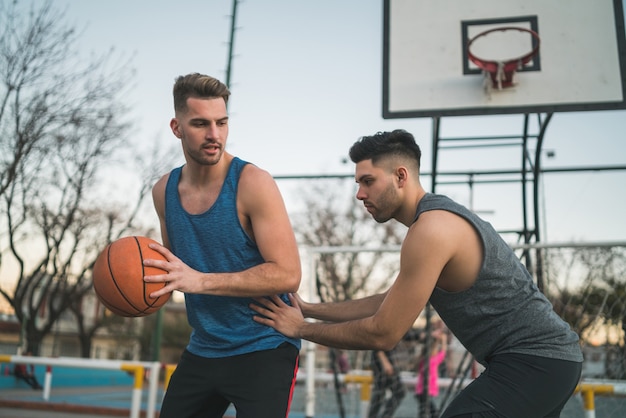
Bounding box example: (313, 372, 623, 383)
(337, 349, 350, 374)
(416, 328, 448, 417)
(335, 349, 351, 393)
(368, 347, 406, 418)
(13, 352, 42, 390)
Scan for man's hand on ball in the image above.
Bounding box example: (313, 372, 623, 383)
(143, 242, 203, 297)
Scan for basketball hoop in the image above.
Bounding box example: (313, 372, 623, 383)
(467, 26, 540, 91)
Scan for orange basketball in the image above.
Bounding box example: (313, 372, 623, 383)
(93, 236, 170, 317)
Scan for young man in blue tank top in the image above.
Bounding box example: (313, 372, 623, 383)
(142, 73, 301, 418)
(252, 129, 583, 417)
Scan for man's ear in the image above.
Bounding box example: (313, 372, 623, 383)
(170, 118, 182, 138)
(396, 166, 409, 186)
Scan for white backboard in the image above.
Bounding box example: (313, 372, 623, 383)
(383, 0, 626, 118)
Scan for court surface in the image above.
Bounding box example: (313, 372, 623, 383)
(0, 383, 618, 417)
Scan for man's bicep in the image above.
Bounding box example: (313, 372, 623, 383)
(152, 175, 171, 248)
(374, 230, 449, 339)
(241, 169, 300, 271)
(252, 188, 299, 265)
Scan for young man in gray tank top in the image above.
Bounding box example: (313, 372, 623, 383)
(252, 129, 583, 417)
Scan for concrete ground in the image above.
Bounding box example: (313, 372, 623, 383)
(0, 382, 618, 418)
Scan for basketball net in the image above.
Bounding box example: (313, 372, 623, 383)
(483, 58, 526, 94)
(468, 27, 540, 97)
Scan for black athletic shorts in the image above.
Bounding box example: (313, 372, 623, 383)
(440, 353, 582, 418)
(160, 343, 299, 418)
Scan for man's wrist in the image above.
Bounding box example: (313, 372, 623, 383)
(298, 320, 314, 340)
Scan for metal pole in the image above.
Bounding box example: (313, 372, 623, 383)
(431, 117, 441, 193)
(305, 251, 317, 418)
(532, 112, 553, 291)
(152, 309, 163, 362)
(225, 0, 239, 90)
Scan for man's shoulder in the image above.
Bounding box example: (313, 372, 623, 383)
(151, 171, 173, 199)
(239, 161, 275, 185)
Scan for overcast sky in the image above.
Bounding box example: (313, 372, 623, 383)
(51, 0, 626, 244)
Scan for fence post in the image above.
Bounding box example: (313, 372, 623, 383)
(576, 382, 626, 418)
(146, 362, 161, 418)
(305, 340, 317, 418)
(359, 378, 371, 418)
(121, 364, 144, 418)
(43, 365, 52, 401)
(580, 386, 596, 418)
(344, 373, 373, 418)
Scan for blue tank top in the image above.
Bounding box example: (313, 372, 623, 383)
(418, 193, 582, 366)
(165, 157, 300, 358)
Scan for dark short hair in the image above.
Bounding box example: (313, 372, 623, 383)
(349, 129, 422, 169)
(173, 73, 230, 113)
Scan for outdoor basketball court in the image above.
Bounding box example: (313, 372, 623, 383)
(1, 1, 625, 418)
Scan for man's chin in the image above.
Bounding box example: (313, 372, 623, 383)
(372, 214, 390, 224)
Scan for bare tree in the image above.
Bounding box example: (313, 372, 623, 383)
(67, 141, 178, 358)
(0, 0, 163, 355)
(291, 179, 405, 416)
(547, 247, 626, 338)
(293, 179, 404, 304)
(547, 246, 626, 378)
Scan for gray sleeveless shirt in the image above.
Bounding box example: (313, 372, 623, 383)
(418, 193, 583, 366)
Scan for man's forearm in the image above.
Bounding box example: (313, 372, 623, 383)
(303, 293, 386, 322)
(299, 315, 397, 351)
